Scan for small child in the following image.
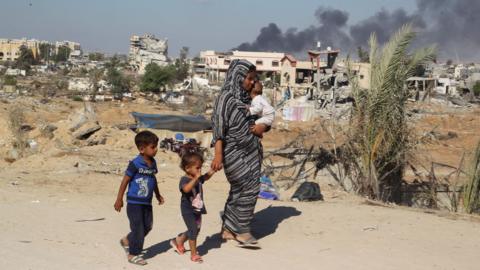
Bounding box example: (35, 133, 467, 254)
(170, 151, 215, 263)
(114, 130, 164, 266)
(249, 80, 275, 129)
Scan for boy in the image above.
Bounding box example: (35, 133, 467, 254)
(114, 130, 164, 266)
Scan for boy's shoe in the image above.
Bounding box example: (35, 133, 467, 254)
(128, 255, 147, 266)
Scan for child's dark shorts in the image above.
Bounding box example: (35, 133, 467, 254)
(182, 213, 202, 240)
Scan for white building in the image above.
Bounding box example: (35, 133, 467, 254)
(436, 77, 458, 95)
(196, 50, 285, 82)
(454, 65, 468, 80)
(129, 34, 169, 74)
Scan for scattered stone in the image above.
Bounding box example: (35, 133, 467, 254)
(69, 103, 96, 132)
(426, 130, 458, 141)
(20, 124, 35, 132)
(73, 122, 101, 140)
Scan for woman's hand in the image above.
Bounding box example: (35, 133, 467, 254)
(211, 154, 223, 171)
(250, 124, 267, 138)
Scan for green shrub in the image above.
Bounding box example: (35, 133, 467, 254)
(4, 75, 17, 86)
(473, 81, 480, 96)
(72, 95, 83, 102)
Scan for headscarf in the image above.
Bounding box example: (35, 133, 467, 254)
(221, 59, 256, 104)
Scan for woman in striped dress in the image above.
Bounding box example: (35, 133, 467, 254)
(211, 59, 267, 247)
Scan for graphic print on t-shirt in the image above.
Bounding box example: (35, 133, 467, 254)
(136, 177, 149, 197)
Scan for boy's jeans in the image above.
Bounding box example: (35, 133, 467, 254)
(127, 204, 153, 255)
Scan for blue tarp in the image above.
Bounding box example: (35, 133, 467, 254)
(131, 112, 212, 132)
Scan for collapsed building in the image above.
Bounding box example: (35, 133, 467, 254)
(129, 34, 169, 74)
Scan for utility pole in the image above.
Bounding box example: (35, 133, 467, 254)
(316, 41, 321, 99)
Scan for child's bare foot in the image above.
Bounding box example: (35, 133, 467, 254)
(170, 238, 185, 254)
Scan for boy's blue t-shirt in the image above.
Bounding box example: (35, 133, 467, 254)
(125, 155, 158, 205)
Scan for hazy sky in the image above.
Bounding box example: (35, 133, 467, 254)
(0, 0, 417, 56)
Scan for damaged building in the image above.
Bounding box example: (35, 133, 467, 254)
(129, 34, 169, 74)
(195, 50, 285, 83)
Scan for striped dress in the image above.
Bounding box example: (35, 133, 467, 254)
(212, 60, 262, 234)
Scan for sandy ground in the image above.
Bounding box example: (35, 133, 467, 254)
(1, 97, 480, 269)
(2, 144, 480, 270)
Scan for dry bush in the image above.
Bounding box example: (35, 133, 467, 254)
(8, 105, 28, 157)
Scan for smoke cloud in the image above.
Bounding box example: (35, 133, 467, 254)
(234, 0, 480, 61)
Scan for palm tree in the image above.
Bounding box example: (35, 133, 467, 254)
(346, 24, 436, 203)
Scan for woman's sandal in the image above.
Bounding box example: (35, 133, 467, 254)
(128, 255, 147, 266)
(236, 236, 260, 249)
(191, 254, 203, 263)
(169, 239, 185, 255)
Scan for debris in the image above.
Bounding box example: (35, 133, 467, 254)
(41, 124, 58, 139)
(19, 240, 32, 244)
(6, 148, 19, 162)
(75, 218, 106, 222)
(69, 103, 97, 132)
(20, 124, 34, 132)
(86, 132, 107, 146)
(362, 225, 378, 231)
(448, 96, 470, 107)
(159, 134, 205, 156)
(258, 176, 280, 200)
(291, 182, 323, 202)
(27, 139, 38, 150)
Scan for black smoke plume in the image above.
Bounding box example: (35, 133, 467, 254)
(235, 0, 480, 61)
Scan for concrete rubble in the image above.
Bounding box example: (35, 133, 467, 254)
(129, 34, 168, 74)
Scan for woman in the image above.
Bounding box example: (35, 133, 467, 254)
(211, 59, 267, 247)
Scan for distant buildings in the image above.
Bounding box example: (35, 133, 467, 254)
(0, 38, 82, 62)
(194, 49, 342, 87)
(55, 40, 82, 59)
(129, 34, 169, 74)
(0, 38, 43, 61)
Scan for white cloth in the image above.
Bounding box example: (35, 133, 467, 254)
(249, 95, 275, 126)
